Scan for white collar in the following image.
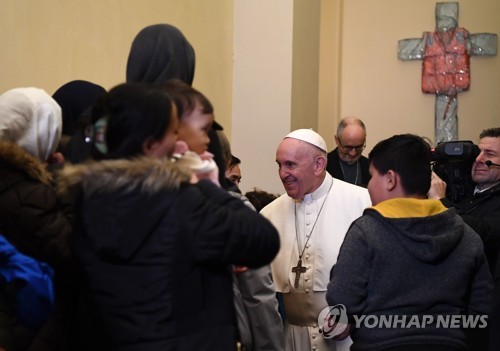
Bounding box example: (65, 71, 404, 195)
(302, 173, 333, 203)
(474, 183, 498, 194)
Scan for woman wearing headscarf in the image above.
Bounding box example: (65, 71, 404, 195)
(126, 23, 195, 86)
(129, 25, 284, 350)
(0, 87, 71, 268)
(52, 80, 106, 138)
(52, 80, 106, 164)
(0, 87, 72, 351)
(126, 23, 234, 189)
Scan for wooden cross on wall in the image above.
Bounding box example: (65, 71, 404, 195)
(398, 2, 497, 144)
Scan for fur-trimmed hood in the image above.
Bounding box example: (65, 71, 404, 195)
(57, 156, 193, 197)
(59, 156, 194, 261)
(0, 140, 53, 185)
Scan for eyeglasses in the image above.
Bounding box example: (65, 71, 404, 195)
(337, 138, 366, 153)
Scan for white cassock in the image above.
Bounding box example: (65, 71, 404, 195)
(261, 173, 371, 351)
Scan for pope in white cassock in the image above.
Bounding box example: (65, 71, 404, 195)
(261, 129, 371, 351)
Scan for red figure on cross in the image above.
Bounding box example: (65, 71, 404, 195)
(398, 2, 497, 144)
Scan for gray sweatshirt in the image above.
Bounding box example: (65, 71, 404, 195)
(326, 198, 493, 351)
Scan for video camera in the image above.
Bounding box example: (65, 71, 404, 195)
(431, 140, 479, 203)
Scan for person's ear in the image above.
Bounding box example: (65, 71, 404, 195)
(314, 155, 327, 174)
(385, 170, 398, 192)
(142, 138, 159, 157)
(334, 135, 340, 147)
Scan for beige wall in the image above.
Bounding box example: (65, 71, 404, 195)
(232, 0, 294, 194)
(335, 0, 500, 153)
(1, 0, 499, 195)
(317, 0, 342, 144)
(291, 0, 320, 131)
(0, 0, 233, 131)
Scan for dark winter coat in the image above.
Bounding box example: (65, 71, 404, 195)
(0, 141, 73, 351)
(490, 254, 500, 351)
(0, 141, 72, 266)
(441, 183, 500, 274)
(57, 157, 280, 351)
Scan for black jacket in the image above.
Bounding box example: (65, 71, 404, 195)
(0, 141, 73, 351)
(490, 254, 500, 351)
(326, 148, 370, 187)
(0, 141, 72, 266)
(441, 183, 500, 274)
(58, 157, 280, 351)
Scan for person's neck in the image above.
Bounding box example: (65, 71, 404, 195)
(301, 174, 329, 201)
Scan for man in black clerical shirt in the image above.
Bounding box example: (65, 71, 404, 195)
(326, 117, 370, 187)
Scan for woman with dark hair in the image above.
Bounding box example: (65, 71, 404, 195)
(58, 82, 279, 351)
(89, 82, 178, 160)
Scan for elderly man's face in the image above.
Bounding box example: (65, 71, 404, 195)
(276, 139, 324, 200)
(335, 125, 366, 164)
(472, 136, 500, 190)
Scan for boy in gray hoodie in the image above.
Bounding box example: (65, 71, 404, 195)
(326, 134, 492, 351)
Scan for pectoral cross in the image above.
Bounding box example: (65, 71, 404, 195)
(398, 2, 497, 144)
(292, 259, 307, 288)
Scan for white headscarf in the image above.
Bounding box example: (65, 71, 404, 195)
(0, 87, 62, 161)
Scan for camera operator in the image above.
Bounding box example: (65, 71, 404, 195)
(429, 128, 500, 273)
(429, 128, 500, 351)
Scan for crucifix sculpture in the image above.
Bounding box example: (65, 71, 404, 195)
(398, 2, 497, 144)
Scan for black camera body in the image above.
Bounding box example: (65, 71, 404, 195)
(431, 141, 479, 203)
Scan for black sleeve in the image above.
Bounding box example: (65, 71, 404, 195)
(177, 180, 280, 268)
